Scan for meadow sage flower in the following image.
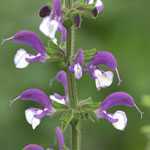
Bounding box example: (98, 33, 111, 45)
(95, 92, 143, 130)
(69, 49, 84, 80)
(39, 0, 67, 44)
(50, 70, 68, 105)
(24, 127, 64, 150)
(86, 0, 104, 17)
(3, 30, 48, 69)
(88, 51, 121, 90)
(13, 88, 54, 130)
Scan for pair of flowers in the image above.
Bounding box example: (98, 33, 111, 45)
(13, 71, 142, 132)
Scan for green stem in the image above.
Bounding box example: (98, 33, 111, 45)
(71, 121, 81, 150)
(65, 0, 81, 149)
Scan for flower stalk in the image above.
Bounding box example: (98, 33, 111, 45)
(65, 0, 81, 149)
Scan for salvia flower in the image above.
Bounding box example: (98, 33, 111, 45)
(88, 51, 121, 90)
(24, 144, 44, 150)
(86, 0, 104, 17)
(24, 127, 64, 150)
(3, 30, 48, 69)
(39, 0, 67, 44)
(50, 70, 68, 105)
(12, 88, 54, 130)
(69, 49, 84, 80)
(95, 92, 143, 130)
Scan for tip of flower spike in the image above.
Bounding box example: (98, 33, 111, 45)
(115, 68, 122, 86)
(9, 96, 20, 107)
(1, 36, 14, 45)
(134, 103, 144, 119)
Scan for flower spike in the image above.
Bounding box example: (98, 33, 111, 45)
(96, 92, 143, 130)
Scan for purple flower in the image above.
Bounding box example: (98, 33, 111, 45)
(13, 88, 54, 129)
(39, 0, 67, 44)
(86, 0, 104, 16)
(3, 31, 48, 69)
(55, 127, 65, 150)
(88, 51, 121, 90)
(24, 144, 44, 150)
(69, 49, 84, 80)
(95, 92, 143, 130)
(23, 127, 64, 150)
(50, 70, 68, 105)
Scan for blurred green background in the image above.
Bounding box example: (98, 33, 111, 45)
(0, 0, 150, 149)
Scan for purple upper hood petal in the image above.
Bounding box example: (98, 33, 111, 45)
(12, 31, 46, 54)
(56, 70, 67, 91)
(75, 49, 84, 65)
(24, 144, 44, 150)
(90, 51, 117, 70)
(55, 127, 65, 150)
(18, 88, 52, 110)
(100, 92, 135, 111)
(51, 0, 62, 18)
(58, 23, 67, 42)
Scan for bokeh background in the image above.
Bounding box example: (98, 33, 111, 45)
(0, 0, 150, 149)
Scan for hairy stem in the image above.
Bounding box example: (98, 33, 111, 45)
(65, 0, 80, 149)
(71, 120, 81, 150)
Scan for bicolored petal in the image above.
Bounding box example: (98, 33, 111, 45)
(14, 49, 47, 69)
(14, 49, 30, 69)
(92, 0, 104, 17)
(15, 88, 52, 110)
(24, 144, 44, 150)
(69, 49, 84, 79)
(50, 93, 66, 105)
(55, 127, 65, 150)
(39, 5, 51, 18)
(74, 63, 83, 80)
(94, 69, 114, 90)
(25, 108, 41, 130)
(95, 92, 143, 130)
(5, 31, 46, 54)
(90, 51, 121, 85)
(96, 110, 127, 130)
